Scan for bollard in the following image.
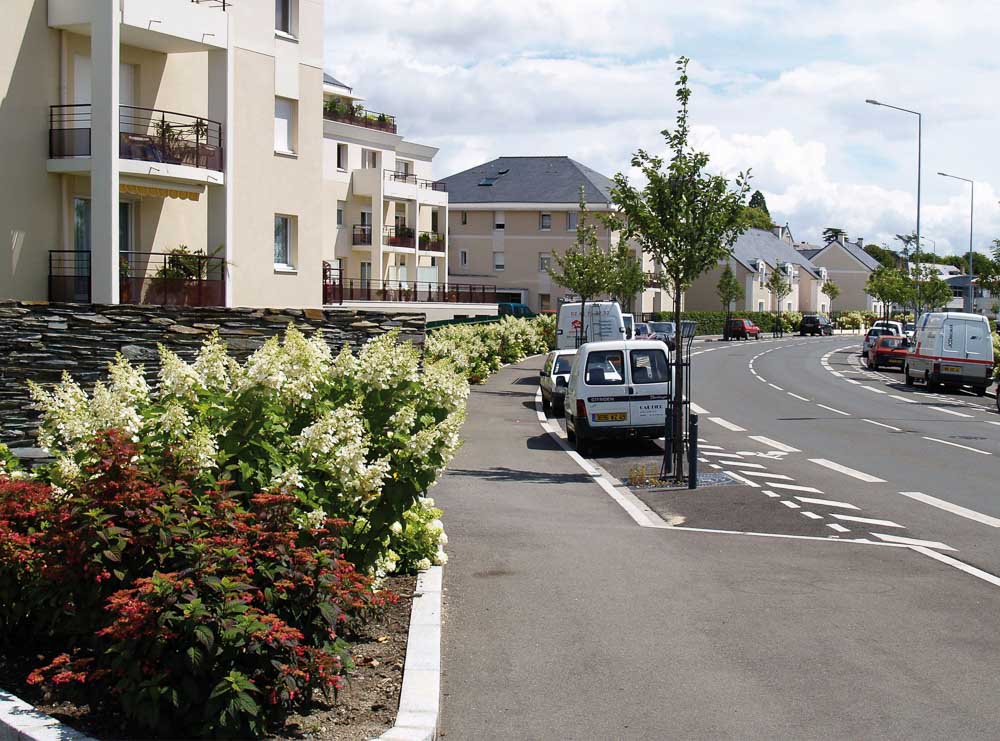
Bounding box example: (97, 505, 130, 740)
(687, 413, 699, 489)
(663, 407, 673, 476)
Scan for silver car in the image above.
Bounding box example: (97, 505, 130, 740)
(862, 327, 896, 355)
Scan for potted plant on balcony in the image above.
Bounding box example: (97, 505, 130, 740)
(150, 245, 207, 306)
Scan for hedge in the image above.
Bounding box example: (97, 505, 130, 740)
(647, 310, 804, 335)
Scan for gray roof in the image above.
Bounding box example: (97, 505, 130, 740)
(798, 248, 822, 260)
(731, 228, 822, 278)
(799, 239, 880, 271)
(441, 156, 615, 205)
(323, 73, 351, 90)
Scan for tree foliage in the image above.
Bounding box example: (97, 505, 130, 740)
(607, 238, 647, 313)
(764, 265, 791, 310)
(716, 263, 744, 314)
(863, 243, 899, 269)
(821, 279, 840, 311)
(865, 266, 909, 320)
(741, 206, 774, 231)
(823, 227, 847, 246)
(748, 189, 770, 216)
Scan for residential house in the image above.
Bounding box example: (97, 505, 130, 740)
(685, 228, 826, 314)
(442, 156, 669, 314)
(944, 274, 995, 315)
(790, 233, 881, 313)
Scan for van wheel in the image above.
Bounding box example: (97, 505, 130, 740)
(566, 422, 576, 444)
(904, 366, 914, 386)
(575, 432, 590, 457)
(926, 378, 940, 392)
(975, 386, 987, 397)
(870, 360, 879, 371)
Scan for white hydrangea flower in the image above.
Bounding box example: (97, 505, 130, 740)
(415, 558, 432, 571)
(304, 507, 327, 529)
(53, 455, 82, 486)
(429, 518, 444, 533)
(421, 361, 470, 413)
(389, 521, 403, 535)
(419, 497, 435, 510)
(438, 531, 448, 546)
(270, 466, 304, 494)
(329, 344, 358, 380)
(295, 403, 389, 499)
(176, 425, 218, 471)
(28, 374, 92, 452)
(158, 346, 202, 401)
(239, 337, 286, 393)
(157, 402, 192, 437)
(107, 354, 149, 407)
(357, 331, 420, 391)
(433, 551, 448, 566)
(192, 333, 236, 391)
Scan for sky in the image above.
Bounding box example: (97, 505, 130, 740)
(324, 0, 1000, 256)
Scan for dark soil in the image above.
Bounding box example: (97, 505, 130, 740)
(0, 573, 416, 741)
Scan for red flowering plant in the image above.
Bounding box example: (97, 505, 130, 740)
(0, 431, 389, 738)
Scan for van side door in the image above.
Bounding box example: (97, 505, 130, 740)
(965, 320, 989, 362)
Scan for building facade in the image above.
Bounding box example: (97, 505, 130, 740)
(792, 235, 880, 313)
(443, 156, 668, 315)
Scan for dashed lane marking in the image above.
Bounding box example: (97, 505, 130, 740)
(923, 436, 992, 455)
(928, 406, 975, 418)
(861, 386, 887, 394)
(898, 491, 1000, 528)
(736, 470, 793, 480)
(817, 403, 850, 416)
(724, 471, 761, 488)
(801, 511, 823, 520)
(763, 490, 781, 498)
(765, 482, 824, 494)
(781, 500, 801, 509)
(703, 451, 745, 459)
(809, 458, 886, 483)
(833, 513, 905, 528)
(748, 436, 800, 453)
(788, 392, 810, 401)
(889, 394, 918, 404)
(794, 496, 860, 510)
(708, 417, 746, 432)
(862, 419, 903, 432)
(731, 461, 766, 469)
(871, 534, 956, 552)
(827, 523, 851, 533)
(768, 383, 784, 391)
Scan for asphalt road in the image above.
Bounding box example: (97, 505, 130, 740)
(434, 356, 1000, 740)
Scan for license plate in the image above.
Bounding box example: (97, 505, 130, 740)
(941, 365, 962, 374)
(594, 412, 627, 422)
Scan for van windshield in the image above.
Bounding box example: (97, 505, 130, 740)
(585, 350, 624, 385)
(630, 348, 670, 384)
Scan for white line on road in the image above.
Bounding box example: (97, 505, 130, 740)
(809, 458, 886, 483)
(756, 376, 768, 383)
(987, 421, 1000, 427)
(898, 491, 1000, 528)
(929, 406, 974, 418)
(709, 417, 746, 432)
(862, 419, 903, 432)
(861, 386, 888, 394)
(766, 482, 824, 494)
(724, 471, 761, 488)
(703, 451, 745, 459)
(769, 383, 784, 391)
(889, 394, 918, 404)
(730, 461, 766, 469)
(787, 392, 810, 401)
(827, 523, 851, 533)
(781, 500, 801, 509)
(912, 546, 1000, 582)
(748, 436, 801, 453)
(801, 511, 823, 520)
(699, 444, 724, 450)
(690, 402, 710, 415)
(833, 513, 904, 528)
(794, 496, 860, 510)
(763, 490, 780, 498)
(923, 436, 992, 455)
(871, 533, 956, 552)
(817, 404, 850, 416)
(736, 470, 792, 479)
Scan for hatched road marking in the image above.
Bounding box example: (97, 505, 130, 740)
(833, 513, 905, 528)
(794, 496, 860, 510)
(748, 436, 800, 453)
(809, 458, 886, 483)
(898, 491, 1000, 528)
(709, 417, 746, 432)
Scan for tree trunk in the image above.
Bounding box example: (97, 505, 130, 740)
(580, 296, 586, 348)
(671, 280, 685, 481)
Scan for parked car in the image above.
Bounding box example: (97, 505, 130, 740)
(634, 322, 650, 339)
(867, 335, 910, 371)
(539, 349, 577, 415)
(555, 301, 626, 350)
(724, 318, 761, 340)
(498, 302, 537, 319)
(799, 314, 834, 336)
(862, 326, 897, 355)
(904, 311, 994, 395)
(903, 322, 916, 341)
(647, 321, 676, 349)
(564, 340, 672, 456)
(872, 320, 904, 336)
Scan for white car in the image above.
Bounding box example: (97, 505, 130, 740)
(538, 349, 577, 415)
(905, 312, 994, 395)
(862, 327, 896, 355)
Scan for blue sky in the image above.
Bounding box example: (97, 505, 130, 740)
(325, 0, 1000, 255)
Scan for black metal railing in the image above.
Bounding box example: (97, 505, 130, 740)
(323, 105, 397, 133)
(383, 169, 447, 192)
(323, 272, 497, 305)
(419, 231, 445, 251)
(48, 250, 225, 307)
(352, 225, 373, 245)
(384, 225, 415, 249)
(190, 0, 232, 9)
(49, 105, 224, 171)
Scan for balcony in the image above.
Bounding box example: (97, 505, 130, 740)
(352, 225, 373, 246)
(323, 274, 497, 305)
(49, 104, 224, 173)
(49, 250, 226, 307)
(419, 231, 446, 252)
(323, 103, 397, 134)
(384, 226, 415, 249)
(384, 169, 447, 192)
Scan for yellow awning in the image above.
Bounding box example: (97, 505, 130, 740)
(119, 183, 200, 201)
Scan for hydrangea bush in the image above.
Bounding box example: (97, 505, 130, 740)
(425, 316, 553, 383)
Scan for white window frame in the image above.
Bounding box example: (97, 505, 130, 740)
(274, 97, 296, 154)
(275, 0, 297, 37)
(361, 148, 379, 169)
(336, 201, 345, 227)
(538, 252, 551, 272)
(539, 212, 552, 231)
(336, 143, 348, 171)
(493, 251, 505, 271)
(274, 214, 295, 270)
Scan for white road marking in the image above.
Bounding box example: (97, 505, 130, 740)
(912, 546, 1000, 582)
(888, 394, 915, 403)
(871, 533, 956, 552)
(929, 406, 974, 418)
(766, 482, 824, 494)
(809, 458, 886, 483)
(709, 417, 746, 432)
(846, 379, 862, 385)
(763, 490, 780, 498)
(768, 383, 784, 391)
(923, 436, 992, 455)
(827, 523, 851, 533)
(710, 464, 722, 470)
(794, 496, 860, 510)
(817, 404, 850, 416)
(787, 392, 810, 401)
(756, 376, 768, 383)
(801, 511, 823, 520)
(780, 500, 801, 509)
(736, 470, 792, 480)
(748, 436, 800, 453)
(703, 451, 745, 459)
(730, 461, 766, 469)
(898, 491, 1000, 528)
(724, 471, 761, 488)
(862, 419, 903, 432)
(861, 386, 887, 394)
(986, 421, 1000, 427)
(830, 371, 843, 377)
(690, 402, 710, 415)
(699, 444, 725, 450)
(833, 513, 904, 528)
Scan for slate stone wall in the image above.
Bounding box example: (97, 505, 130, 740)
(0, 302, 425, 447)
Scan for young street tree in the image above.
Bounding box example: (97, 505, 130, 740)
(865, 266, 908, 321)
(822, 227, 847, 246)
(716, 263, 744, 319)
(548, 189, 611, 343)
(607, 238, 647, 314)
(607, 56, 750, 480)
(821, 279, 840, 313)
(765, 265, 791, 332)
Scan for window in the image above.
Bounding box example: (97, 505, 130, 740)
(360, 261, 372, 283)
(274, 97, 295, 153)
(336, 143, 348, 170)
(336, 201, 345, 227)
(493, 251, 505, 271)
(758, 300, 764, 311)
(275, 0, 291, 33)
(460, 250, 468, 267)
(539, 213, 552, 231)
(585, 350, 625, 385)
(538, 252, 551, 272)
(539, 293, 551, 311)
(274, 215, 293, 267)
(566, 212, 578, 231)
(431, 210, 439, 234)
(629, 348, 669, 384)
(361, 149, 378, 169)
(73, 197, 91, 252)
(360, 209, 372, 227)
(553, 354, 572, 374)
(494, 211, 505, 231)
(821, 303, 827, 313)
(786, 301, 792, 311)
(461, 211, 468, 225)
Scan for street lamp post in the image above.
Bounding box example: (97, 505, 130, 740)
(938, 171, 976, 312)
(866, 98, 922, 313)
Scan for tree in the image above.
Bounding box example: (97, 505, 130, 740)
(547, 188, 611, 344)
(918, 272, 954, 311)
(741, 206, 774, 231)
(821, 279, 840, 313)
(606, 56, 750, 481)
(865, 266, 908, 321)
(607, 238, 647, 314)
(863, 243, 899, 269)
(765, 265, 791, 325)
(748, 190, 770, 216)
(975, 240, 1000, 313)
(716, 263, 744, 319)
(822, 227, 847, 246)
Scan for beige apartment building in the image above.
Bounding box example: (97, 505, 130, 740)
(791, 235, 881, 312)
(2, 0, 490, 318)
(443, 156, 669, 315)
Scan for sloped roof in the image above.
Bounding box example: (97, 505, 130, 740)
(323, 73, 351, 90)
(731, 228, 822, 278)
(441, 156, 615, 205)
(798, 248, 823, 260)
(799, 239, 880, 271)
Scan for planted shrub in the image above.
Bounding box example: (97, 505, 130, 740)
(425, 316, 553, 382)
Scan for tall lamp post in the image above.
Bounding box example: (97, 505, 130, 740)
(938, 171, 975, 312)
(866, 98, 922, 312)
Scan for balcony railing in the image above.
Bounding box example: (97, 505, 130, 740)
(384, 225, 415, 249)
(323, 105, 397, 134)
(353, 225, 373, 245)
(49, 250, 226, 307)
(323, 270, 496, 305)
(190, 0, 232, 9)
(49, 105, 224, 172)
(384, 169, 447, 192)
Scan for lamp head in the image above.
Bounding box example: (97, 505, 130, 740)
(865, 99, 880, 105)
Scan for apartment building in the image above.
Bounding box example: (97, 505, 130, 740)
(443, 156, 669, 314)
(792, 234, 881, 312)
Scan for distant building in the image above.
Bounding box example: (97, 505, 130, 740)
(790, 233, 881, 312)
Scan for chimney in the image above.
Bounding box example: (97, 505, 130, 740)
(855, 237, 864, 248)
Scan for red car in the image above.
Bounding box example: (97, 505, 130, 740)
(724, 318, 761, 340)
(867, 335, 910, 371)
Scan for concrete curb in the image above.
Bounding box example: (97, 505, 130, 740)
(377, 565, 443, 741)
(0, 689, 96, 741)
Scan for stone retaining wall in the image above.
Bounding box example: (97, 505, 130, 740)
(0, 302, 425, 447)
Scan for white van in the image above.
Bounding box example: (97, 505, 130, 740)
(563, 340, 672, 455)
(556, 301, 626, 350)
(905, 312, 994, 395)
(622, 313, 635, 340)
